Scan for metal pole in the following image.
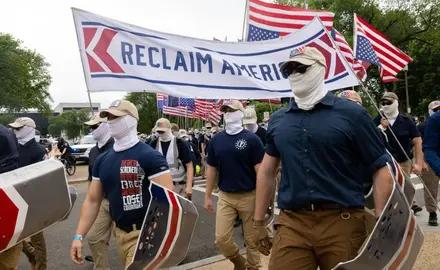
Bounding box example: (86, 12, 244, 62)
(241, 0, 249, 41)
(304, 0, 308, 9)
(405, 69, 410, 114)
(87, 92, 94, 114)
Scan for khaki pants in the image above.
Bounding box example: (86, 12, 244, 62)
(215, 190, 261, 270)
(26, 232, 46, 270)
(269, 209, 367, 270)
(115, 226, 140, 269)
(422, 165, 439, 213)
(399, 161, 418, 206)
(88, 199, 113, 270)
(0, 243, 22, 270)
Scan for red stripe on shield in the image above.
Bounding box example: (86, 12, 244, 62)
(0, 189, 19, 251)
(147, 190, 180, 270)
(389, 215, 416, 269)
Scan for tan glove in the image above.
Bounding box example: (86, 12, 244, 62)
(253, 220, 272, 256)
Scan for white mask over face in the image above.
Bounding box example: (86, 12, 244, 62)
(381, 100, 399, 119)
(14, 126, 35, 145)
(92, 123, 111, 148)
(245, 123, 258, 133)
(172, 130, 179, 138)
(108, 115, 139, 152)
(159, 129, 173, 142)
(288, 63, 327, 111)
(429, 109, 435, 116)
(224, 111, 244, 135)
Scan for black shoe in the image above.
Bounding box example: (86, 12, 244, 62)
(85, 255, 94, 263)
(412, 205, 423, 215)
(429, 212, 438, 226)
(234, 217, 242, 228)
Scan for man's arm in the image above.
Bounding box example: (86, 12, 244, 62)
(254, 163, 261, 174)
(372, 166, 394, 217)
(150, 172, 173, 190)
(75, 179, 104, 237)
(205, 165, 217, 198)
(412, 137, 424, 167)
(254, 154, 280, 221)
(423, 116, 440, 176)
(186, 161, 194, 188)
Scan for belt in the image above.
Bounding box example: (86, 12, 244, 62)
(173, 181, 186, 185)
(116, 223, 142, 233)
(283, 203, 363, 212)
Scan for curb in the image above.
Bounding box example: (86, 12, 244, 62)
(68, 179, 88, 184)
(168, 248, 246, 270)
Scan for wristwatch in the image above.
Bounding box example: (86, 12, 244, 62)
(73, 235, 83, 241)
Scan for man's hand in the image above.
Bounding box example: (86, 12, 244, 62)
(185, 185, 192, 201)
(204, 196, 214, 214)
(381, 118, 389, 129)
(423, 162, 429, 172)
(253, 220, 272, 256)
(71, 240, 84, 265)
(412, 163, 422, 175)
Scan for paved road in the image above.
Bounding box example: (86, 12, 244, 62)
(18, 165, 244, 269)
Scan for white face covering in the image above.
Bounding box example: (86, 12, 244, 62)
(92, 123, 111, 148)
(381, 100, 399, 119)
(14, 126, 36, 145)
(245, 123, 258, 133)
(288, 63, 327, 111)
(107, 115, 139, 152)
(172, 130, 179, 138)
(224, 111, 244, 135)
(429, 109, 435, 116)
(159, 129, 173, 142)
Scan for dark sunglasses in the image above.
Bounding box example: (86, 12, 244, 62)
(90, 124, 100, 130)
(157, 131, 165, 134)
(433, 107, 440, 113)
(282, 62, 311, 78)
(381, 100, 394, 106)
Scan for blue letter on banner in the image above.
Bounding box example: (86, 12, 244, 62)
(233, 63, 252, 77)
(135, 45, 146, 66)
(259, 64, 274, 81)
(221, 60, 235, 75)
(174, 51, 188, 71)
(121, 42, 133, 65)
(196, 52, 213, 73)
(162, 48, 171, 70)
(248, 65, 261, 80)
(148, 47, 160, 68)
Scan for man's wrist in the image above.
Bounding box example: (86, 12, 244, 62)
(73, 235, 83, 241)
(253, 219, 265, 226)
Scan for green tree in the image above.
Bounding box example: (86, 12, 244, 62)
(125, 92, 160, 133)
(48, 109, 91, 139)
(249, 101, 282, 122)
(0, 33, 52, 113)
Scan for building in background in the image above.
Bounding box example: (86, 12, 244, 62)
(53, 102, 100, 113)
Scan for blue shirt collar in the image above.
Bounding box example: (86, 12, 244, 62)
(287, 92, 336, 112)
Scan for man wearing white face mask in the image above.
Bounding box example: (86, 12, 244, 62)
(71, 100, 173, 269)
(243, 107, 267, 146)
(150, 119, 194, 199)
(9, 117, 47, 270)
(82, 114, 114, 269)
(374, 92, 425, 214)
(253, 47, 394, 270)
(204, 100, 265, 270)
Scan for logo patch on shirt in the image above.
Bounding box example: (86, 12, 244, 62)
(235, 139, 247, 150)
(120, 160, 145, 211)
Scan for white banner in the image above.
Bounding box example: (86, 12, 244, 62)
(72, 8, 359, 99)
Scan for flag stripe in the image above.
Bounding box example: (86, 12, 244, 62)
(249, 0, 334, 17)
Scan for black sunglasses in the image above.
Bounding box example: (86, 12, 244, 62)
(282, 62, 311, 78)
(157, 130, 165, 134)
(433, 107, 440, 113)
(381, 100, 394, 106)
(90, 124, 100, 130)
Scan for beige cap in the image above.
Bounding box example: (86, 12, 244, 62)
(179, 129, 188, 138)
(242, 108, 258, 124)
(279, 46, 327, 78)
(205, 122, 212, 128)
(155, 118, 171, 132)
(9, 117, 36, 129)
(338, 90, 362, 104)
(429, 101, 440, 111)
(100, 100, 139, 120)
(381, 92, 399, 102)
(84, 113, 107, 126)
(220, 100, 245, 113)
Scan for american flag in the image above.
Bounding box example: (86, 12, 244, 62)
(156, 93, 168, 111)
(354, 14, 412, 83)
(179, 98, 195, 107)
(247, 0, 334, 41)
(195, 99, 222, 124)
(331, 29, 367, 82)
(163, 106, 197, 118)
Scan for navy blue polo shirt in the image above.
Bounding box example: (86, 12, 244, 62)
(423, 112, 440, 176)
(88, 138, 114, 181)
(0, 125, 19, 174)
(207, 129, 264, 192)
(18, 139, 45, 168)
(266, 92, 390, 209)
(93, 142, 169, 226)
(373, 114, 420, 163)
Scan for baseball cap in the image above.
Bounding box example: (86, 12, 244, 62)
(429, 101, 440, 111)
(279, 46, 327, 78)
(220, 100, 245, 112)
(381, 92, 399, 102)
(338, 90, 362, 104)
(205, 122, 212, 128)
(179, 129, 188, 138)
(155, 118, 171, 132)
(9, 117, 36, 129)
(242, 108, 258, 125)
(84, 113, 107, 126)
(100, 100, 139, 120)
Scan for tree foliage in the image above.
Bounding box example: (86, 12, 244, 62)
(274, 0, 440, 117)
(0, 33, 52, 113)
(48, 109, 91, 139)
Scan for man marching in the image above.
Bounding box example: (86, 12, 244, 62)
(71, 100, 173, 268)
(253, 47, 394, 270)
(204, 100, 265, 270)
(83, 114, 115, 269)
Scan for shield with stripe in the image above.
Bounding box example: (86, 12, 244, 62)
(126, 183, 199, 270)
(0, 159, 75, 253)
(334, 162, 424, 269)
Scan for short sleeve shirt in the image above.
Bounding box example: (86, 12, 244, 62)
(150, 138, 192, 165)
(207, 129, 264, 192)
(92, 142, 169, 226)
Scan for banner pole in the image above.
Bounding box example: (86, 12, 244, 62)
(241, 0, 249, 41)
(87, 92, 94, 114)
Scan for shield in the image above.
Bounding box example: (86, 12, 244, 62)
(61, 186, 78, 221)
(334, 163, 424, 270)
(126, 182, 199, 270)
(0, 159, 73, 253)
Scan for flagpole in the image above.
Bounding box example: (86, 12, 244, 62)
(241, 0, 249, 41)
